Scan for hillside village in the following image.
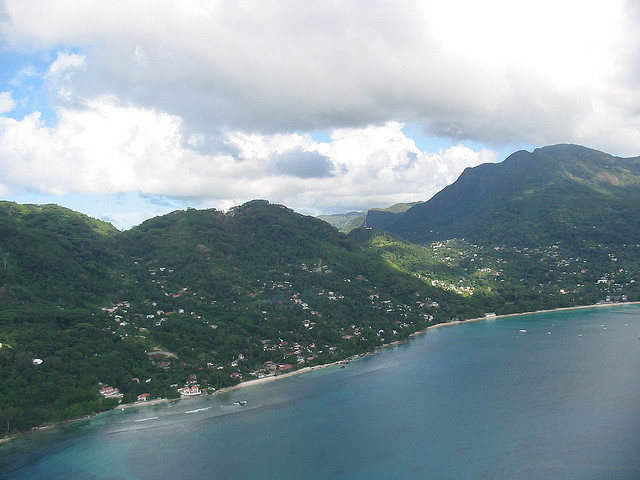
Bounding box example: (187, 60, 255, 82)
(369, 234, 637, 311)
(90, 233, 636, 404)
(96, 258, 441, 398)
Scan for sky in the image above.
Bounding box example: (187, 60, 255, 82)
(1, 0, 639, 230)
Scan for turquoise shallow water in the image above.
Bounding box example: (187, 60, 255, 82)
(2, 305, 640, 479)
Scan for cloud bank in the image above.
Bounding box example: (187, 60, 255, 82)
(0, 96, 491, 212)
(1, 0, 639, 224)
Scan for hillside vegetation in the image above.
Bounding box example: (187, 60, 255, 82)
(0, 200, 466, 435)
(2, 144, 639, 436)
(385, 144, 640, 247)
(367, 144, 640, 310)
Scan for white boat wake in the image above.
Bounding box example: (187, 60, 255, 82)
(185, 407, 212, 414)
(134, 416, 159, 422)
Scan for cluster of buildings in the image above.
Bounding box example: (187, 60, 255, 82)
(98, 385, 152, 403)
(95, 259, 435, 400)
(98, 386, 124, 401)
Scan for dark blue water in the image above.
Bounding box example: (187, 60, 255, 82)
(2, 305, 639, 479)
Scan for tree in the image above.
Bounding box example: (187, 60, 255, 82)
(1, 407, 22, 434)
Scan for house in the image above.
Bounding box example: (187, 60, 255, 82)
(99, 386, 124, 399)
(99, 386, 115, 396)
(137, 393, 151, 402)
(177, 385, 201, 396)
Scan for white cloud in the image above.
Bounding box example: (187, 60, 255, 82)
(0, 99, 188, 195)
(312, 122, 492, 209)
(47, 51, 85, 77)
(8, 65, 38, 87)
(0, 99, 489, 213)
(0, 92, 16, 113)
(1, 0, 638, 155)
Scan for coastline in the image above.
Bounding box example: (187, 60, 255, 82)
(3, 300, 637, 445)
(415, 300, 640, 335)
(218, 300, 640, 395)
(212, 359, 351, 395)
(117, 397, 180, 410)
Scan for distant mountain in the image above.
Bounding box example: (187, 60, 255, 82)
(317, 211, 366, 233)
(363, 202, 423, 230)
(319, 202, 421, 233)
(385, 144, 640, 247)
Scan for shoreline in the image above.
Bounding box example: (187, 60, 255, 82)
(211, 358, 354, 396)
(117, 397, 180, 410)
(430, 301, 640, 335)
(3, 300, 637, 445)
(416, 300, 640, 335)
(214, 300, 640, 394)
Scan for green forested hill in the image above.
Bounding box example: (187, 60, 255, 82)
(0, 200, 467, 435)
(115, 200, 472, 372)
(0, 202, 136, 433)
(0, 202, 124, 308)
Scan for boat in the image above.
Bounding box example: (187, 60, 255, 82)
(234, 400, 247, 406)
(519, 329, 527, 333)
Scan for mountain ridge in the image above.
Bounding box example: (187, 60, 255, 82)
(383, 144, 640, 246)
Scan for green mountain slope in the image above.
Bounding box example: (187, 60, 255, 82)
(0, 203, 141, 433)
(0, 200, 465, 435)
(386, 144, 640, 247)
(371, 144, 640, 311)
(0, 202, 124, 308)
(115, 200, 468, 366)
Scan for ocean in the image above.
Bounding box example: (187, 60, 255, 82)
(1, 305, 639, 479)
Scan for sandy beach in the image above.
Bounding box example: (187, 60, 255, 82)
(212, 359, 351, 395)
(117, 397, 179, 410)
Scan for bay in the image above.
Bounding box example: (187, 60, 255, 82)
(1, 305, 639, 479)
